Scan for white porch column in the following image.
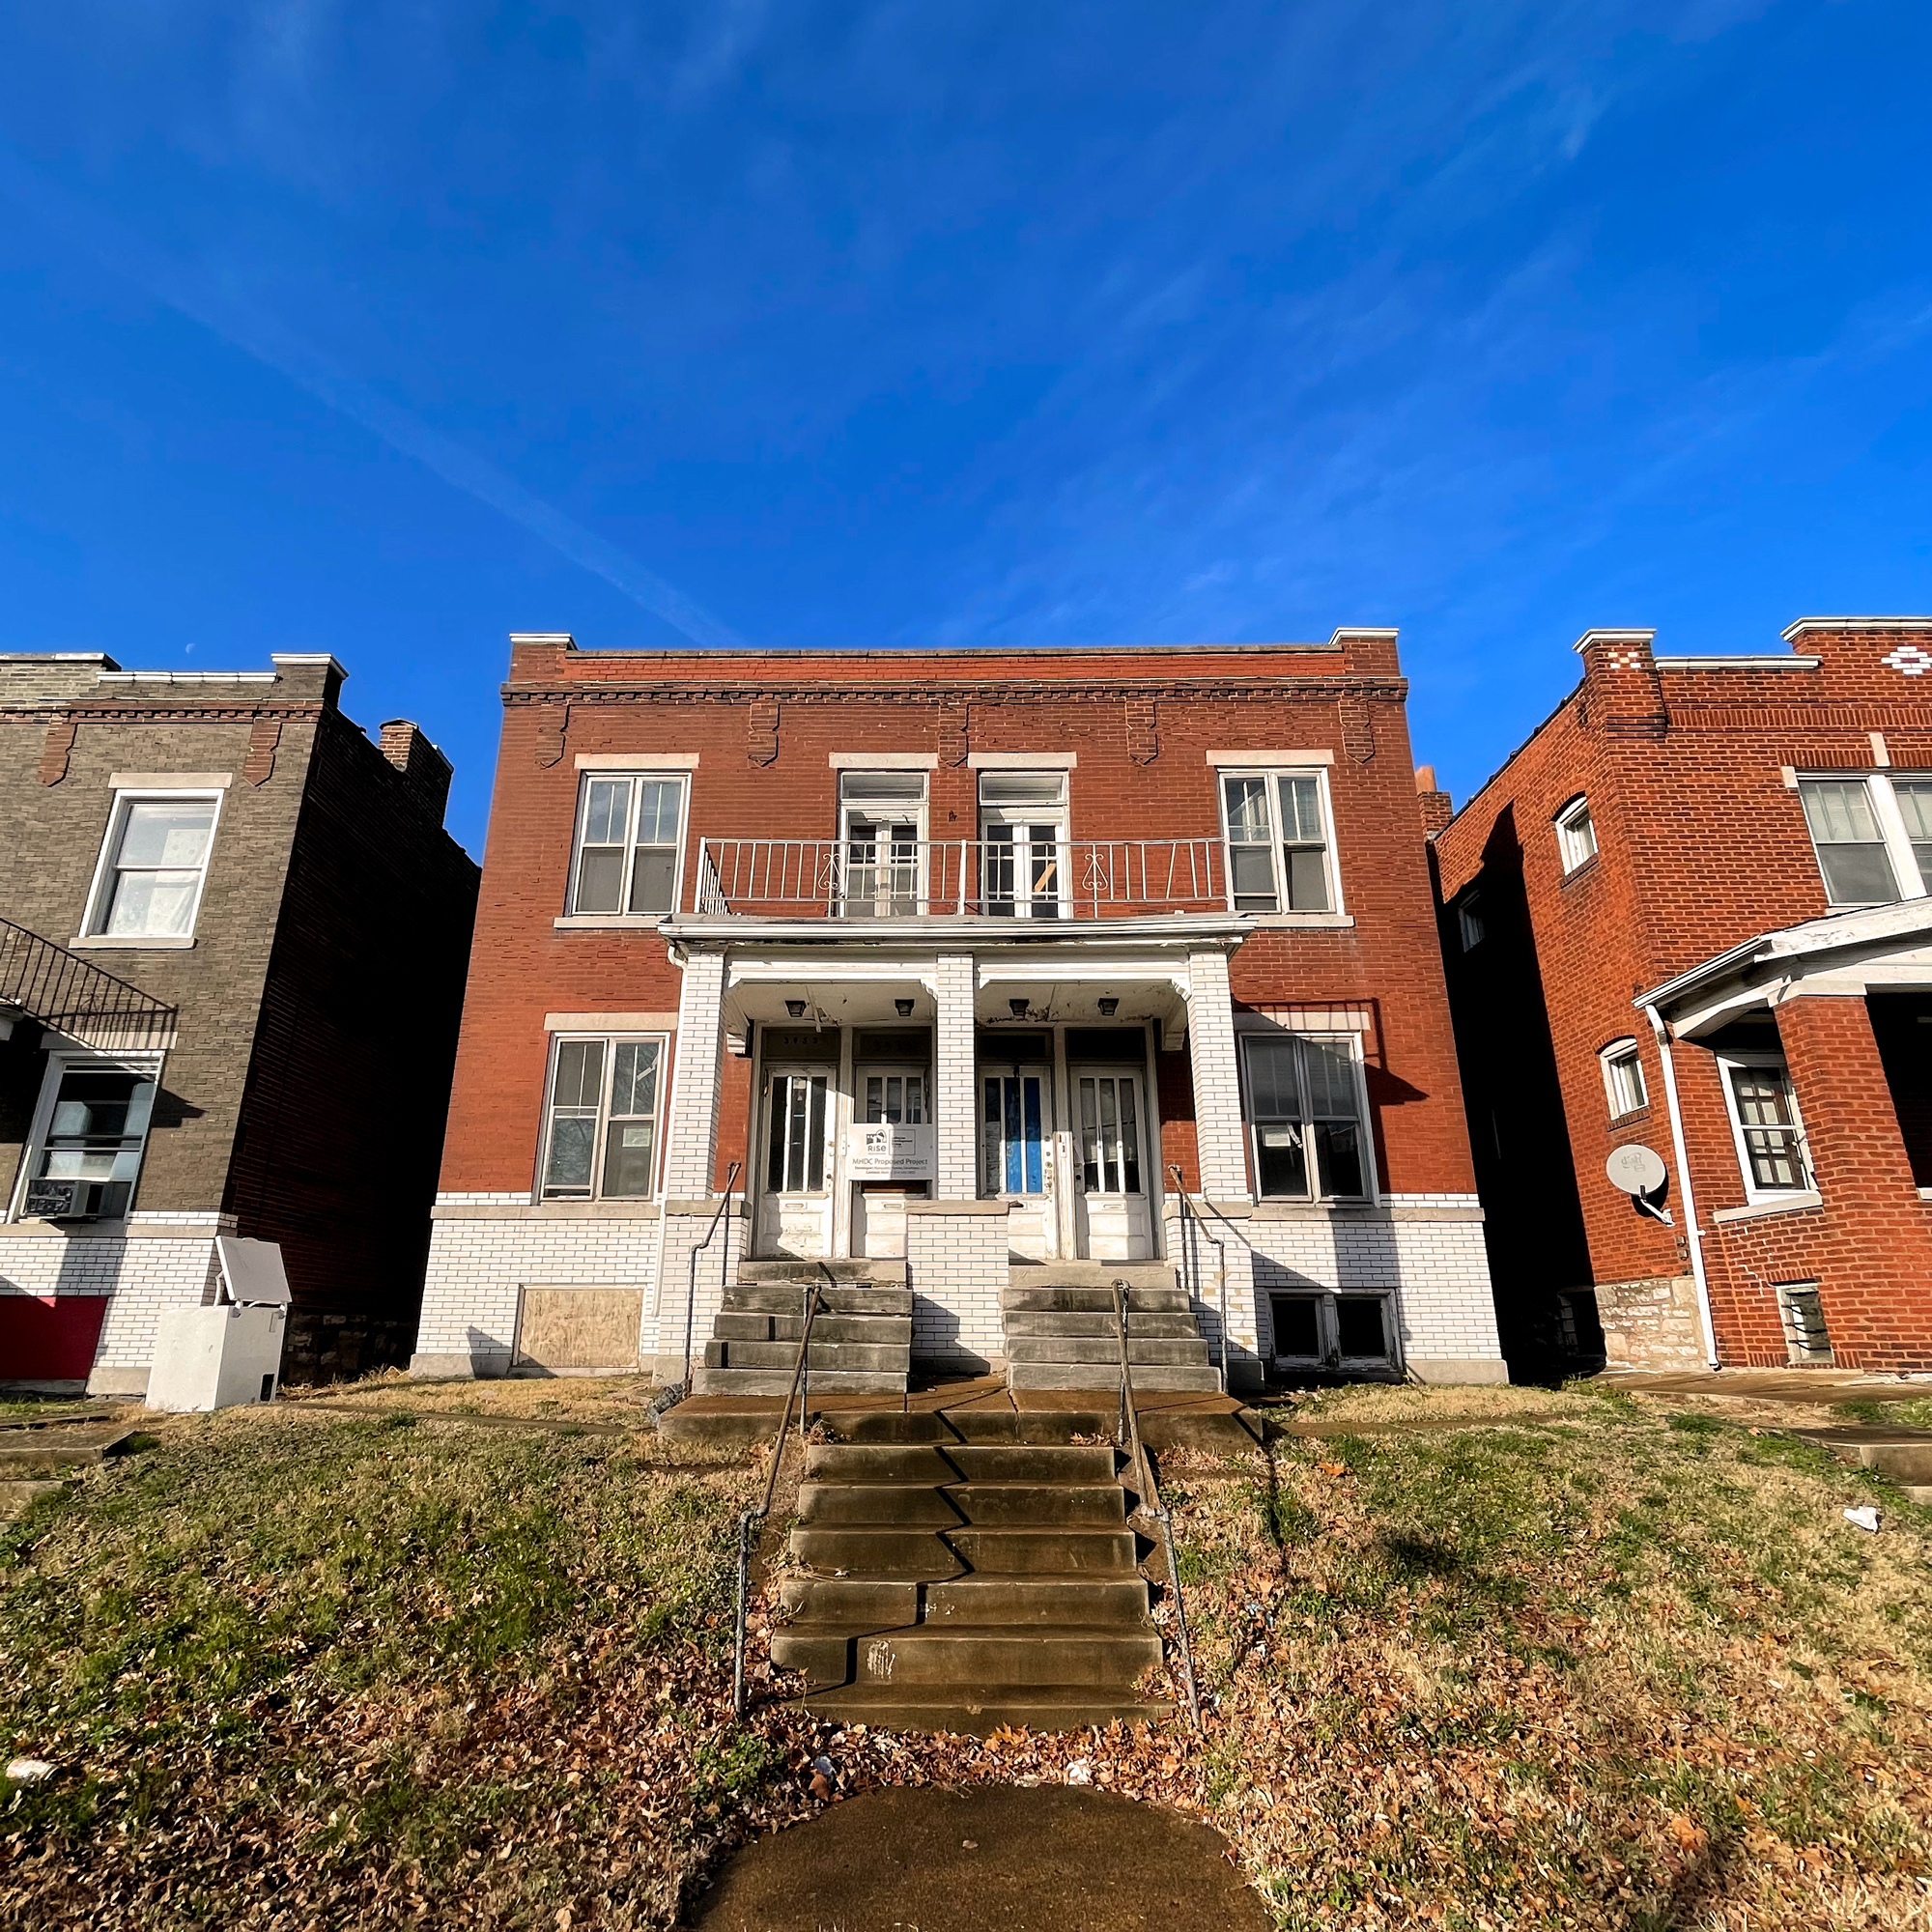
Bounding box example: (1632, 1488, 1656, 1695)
(1186, 947, 1250, 1201)
(663, 946, 726, 1200)
(933, 952, 979, 1199)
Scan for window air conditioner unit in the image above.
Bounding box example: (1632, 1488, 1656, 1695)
(23, 1178, 107, 1222)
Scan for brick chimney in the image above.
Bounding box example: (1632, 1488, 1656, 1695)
(379, 720, 453, 822)
(1574, 628, 1665, 739)
(1414, 764, 1453, 838)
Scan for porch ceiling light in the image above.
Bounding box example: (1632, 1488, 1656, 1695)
(1009, 997, 1030, 1018)
(785, 999, 807, 1019)
(1097, 997, 1119, 1017)
(895, 998, 915, 1018)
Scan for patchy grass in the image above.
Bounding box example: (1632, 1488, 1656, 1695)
(1835, 1395, 1932, 1431)
(280, 1369, 662, 1425)
(3, 1392, 1929, 1929)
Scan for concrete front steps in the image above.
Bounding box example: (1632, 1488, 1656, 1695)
(0, 1414, 142, 1519)
(773, 1410, 1173, 1734)
(1799, 1426, 1932, 1507)
(1004, 1263, 1220, 1394)
(696, 1261, 911, 1397)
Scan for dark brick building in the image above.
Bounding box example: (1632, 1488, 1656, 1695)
(414, 630, 1503, 1390)
(0, 651, 478, 1391)
(1433, 619, 1932, 1377)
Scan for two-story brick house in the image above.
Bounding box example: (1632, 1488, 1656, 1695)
(1433, 619, 1932, 1377)
(0, 650, 478, 1392)
(412, 631, 1505, 1393)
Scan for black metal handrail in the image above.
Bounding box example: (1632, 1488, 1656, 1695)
(1111, 1277, 1202, 1731)
(731, 1278, 824, 1718)
(671, 1161, 743, 1402)
(0, 915, 176, 1051)
(1169, 1166, 1229, 1394)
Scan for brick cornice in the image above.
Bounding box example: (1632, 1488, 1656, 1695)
(500, 675, 1408, 707)
(1665, 704, 1932, 733)
(0, 700, 325, 726)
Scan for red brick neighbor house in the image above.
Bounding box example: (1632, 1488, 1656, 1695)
(1433, 618, 1932, 1378)
(0, 651, 478, 1393)
(412, 630, 1504, 1394)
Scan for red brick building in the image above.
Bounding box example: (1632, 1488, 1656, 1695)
(412, 631, 1503, 1391)
(1433, 618, 1932, 1376)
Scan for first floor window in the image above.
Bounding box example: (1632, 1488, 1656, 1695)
(1222, 771, 1333, 914)
(17, 1056, 158, 1220)
(1722, 1056, 1810, 1194)
(540, 1037, 664, 1199)
(569, 775, 687, 916)
(1600, 1038, 1648, 1118)
(1242, 1034, 1369, 1201)
(86, 793, 219, 938)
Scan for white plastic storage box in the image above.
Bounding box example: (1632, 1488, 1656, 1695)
(147, 1304, 288, 1412)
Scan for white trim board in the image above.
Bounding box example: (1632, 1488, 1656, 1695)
(1205, 749, 1334, 767)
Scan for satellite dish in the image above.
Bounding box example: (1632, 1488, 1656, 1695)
(1605, 1143, 1667, 1197)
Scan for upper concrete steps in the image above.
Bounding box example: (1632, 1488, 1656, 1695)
(693, 1264, 913, 1397)
(1000, 1270, 1219, 1394)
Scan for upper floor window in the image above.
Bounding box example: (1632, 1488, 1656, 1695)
(1240, 1032, 1370, 1201)
(539, 1035, 665, 1200)
(1893, 779, 1932, 889)
(1799, 779, 1897, 905)
(569, 775, 687, 916)
(839, 772, 926, 917)
(1221, 771, 1334, 914)
(1600, 1037, 1647, 1118)
(1456, 892, 1485, 951)
(980, 771, 1067, 920)
(14, 1053, 159, 1222)
(85, 792, 219, 939)
(1554, 796, 1597, 874)
(1720, 1054, 1811, 1199)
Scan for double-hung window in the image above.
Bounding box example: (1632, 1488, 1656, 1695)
(1893, 778, 1932, 890)
(1221, 771, 1335, 914)
(1796, 772, 1932, 907)
(1600, 1038, 1647, 1118)
(84, 792, 221, 940)
(839, 772, 925, 917)
(568, 775, 687, 916)
(1240, 1033, 1370, 1201)
(14, 1054, 160, 1221)
(1719, 1054, 1811, 1199)
(979, 771, 1067, 919)
(1554, 796, 1598, 873)
(539, 1036, 666, 1200)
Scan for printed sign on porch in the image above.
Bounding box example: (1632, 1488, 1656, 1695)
(846, 1121, 936, 1180)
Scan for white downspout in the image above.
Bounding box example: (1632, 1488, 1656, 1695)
(1643, 1003, 1719, 1370)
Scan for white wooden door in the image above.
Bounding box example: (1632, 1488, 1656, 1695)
(1073, 1069, 1151, 1261)
(981, 1066, 1058, 1260)
(758, 1067, 834, 1258)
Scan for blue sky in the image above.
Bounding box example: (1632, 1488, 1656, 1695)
(3, 1, 1929, 853)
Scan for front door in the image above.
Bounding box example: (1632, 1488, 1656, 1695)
(758, 1066, 834, 1258)
(1072, 1068, 1151, 1261)
(981, 1065, 1058, 1260)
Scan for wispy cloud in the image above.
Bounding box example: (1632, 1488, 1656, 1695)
(0, 149, 745, 649)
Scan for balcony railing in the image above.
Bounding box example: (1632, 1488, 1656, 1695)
(693, 838, 1228, 919)
(0, 916, 178, 1051)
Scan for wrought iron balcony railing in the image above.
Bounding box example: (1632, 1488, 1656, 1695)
(0, 916, 178, 1051)
(693, 838, 1228, 919)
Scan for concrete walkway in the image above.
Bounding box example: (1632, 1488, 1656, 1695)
(686, 1785, 1268, 1932)
(1602, 1368, 1932, 1406)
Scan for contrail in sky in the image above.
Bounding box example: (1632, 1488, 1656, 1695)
(0, 152, 746, 651)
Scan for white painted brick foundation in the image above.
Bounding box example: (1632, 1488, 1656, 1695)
(906, 1204, 1009, 1374)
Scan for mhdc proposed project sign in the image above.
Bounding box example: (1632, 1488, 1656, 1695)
(846, 1122, 935, 1181)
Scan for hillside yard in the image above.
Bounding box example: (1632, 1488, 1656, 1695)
(2, 1380, 1928, 1929)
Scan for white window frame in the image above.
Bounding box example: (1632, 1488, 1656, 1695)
(838, 771, 929, 916)
(1717, 1050, 1814, 1204)
(1887, 771, 1932, 896)
(978, 769, 1069, 921)
(1554, 794, 1598, 875)
(1217, 767, 1343, 917)
(1238, 1030, 1377, 1204)
(9, 1049, 164, 1223)
(81, 789, 224, 943)
(535, 1033, 670, 1202)
(1599, 1037, 1648, 1119)
(1795, 772, 1927, 908)
(565, 773, 691, 919)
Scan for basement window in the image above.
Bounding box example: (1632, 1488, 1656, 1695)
(1267, 1291, 1395, 1375)
(1776, 1281, 1833, 1366)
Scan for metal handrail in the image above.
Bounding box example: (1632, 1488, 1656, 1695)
(1111, 1277, 1202, 1732)
(0, 916, 176, 1051)
(674, 1161, 743, 1399)
(693, 837, 1228, 918)
(1169, 1166, 1229, 1394)
(731, 1279, 825, 1718)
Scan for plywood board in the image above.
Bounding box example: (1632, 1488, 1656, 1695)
(515, 1287, 644, 1372)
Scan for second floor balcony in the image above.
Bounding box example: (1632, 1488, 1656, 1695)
(693, 837, 1229, 920)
